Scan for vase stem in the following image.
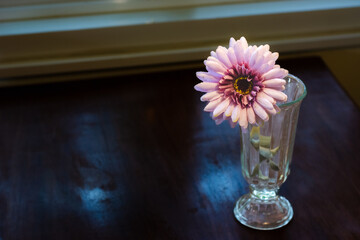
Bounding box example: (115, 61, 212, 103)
(250, 187, 278, 200)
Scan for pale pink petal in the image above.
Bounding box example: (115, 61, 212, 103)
(227, 48, 238, 67)
(271, 85, 286, 91)
(262, 68, 288, 80)
(216, 46, 232, 68)
(196, 71, 220, 82)
(263, 44, 270, 52)
(229, 37, 236, 48)
(206, 57, 226, 68)
(266, 53, 280, 70)
(249, 48, 260, 68)
(247, 107, 256, 124)
(239, 107, 248, 128)
(256, 97, 274, 110)
(270, 52, 279, 62)
(238, 36, 248, 49)
(205, 61, 227, 74)
(225, 103, 235, 117)
(244, 46, 256, 63)
(205, 67, 224, 78)
(234, 42, 245, 64)
(266, 107, 277, 115)
(262, 51, 271, 61)
(200, 91, 220, 101)
(231, 105, 241, 122)
(262, 78, 286, 88)
(252, 55, 266, 70)
(249, 45, 267, 68)
(253, 102, 269, 121)
(263, 88, 288, 101)
(210, 51, 217, 58)
(257, 63, 272, 75)
(194, 82, 218, 92)
(204, 98, 222, 112)
(257, 91, 276, 104)
(264, 52, 279, 63)
(213, 98, 230, 117)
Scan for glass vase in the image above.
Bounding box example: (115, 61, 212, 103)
(233, 74, 307, 230)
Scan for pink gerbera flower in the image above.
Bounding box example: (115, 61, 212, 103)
(194, 36, 288, 129)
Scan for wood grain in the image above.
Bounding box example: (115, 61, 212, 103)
(0, 57, 358, 239)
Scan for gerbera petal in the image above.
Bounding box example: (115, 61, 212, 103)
(262, 78, 286, 88)
(256, 97, 274, 110)
(204, 98, 222, 112)
(249, 45, 267, 68)
(253, 102, 269, 121)
(227, 48, 237, 67)
(196, 71, 220, 83)
(234, 42, 245, 64)
(263, 88, 288, 102)
(213, 98, 230, 117)
(216, 46, 232, 68)
(252, 54, 266, 70)
(225, 103, 235, 117)
(244, 45, 256, 63)
(194, 82, 218, 92)
(262, 68, 288, 80)
(239, 36, 248, 49)
(239, 107, 248, 128)
(204, 60, 227, 73)
(264, 44, 270, 52)
(268, 52, 279, 62)
(257, 91, 276, 104)
(210, 51, 217, 58)
(266, 107, 277, 115)
(231, 105, 241, 123)
(247, 107, 256, 124)
(205, 68, 224, 78)
(257, 63, 272, 75)
(271, 85, 286, 91)
(229, 37, 236, 48)
(200, 91, 220, 101)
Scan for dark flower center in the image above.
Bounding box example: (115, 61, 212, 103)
(233, 76, 253, 95)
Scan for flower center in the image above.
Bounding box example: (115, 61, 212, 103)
(233, 76, 253, 95)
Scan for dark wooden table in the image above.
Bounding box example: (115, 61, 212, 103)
(0, 57, 358, 239)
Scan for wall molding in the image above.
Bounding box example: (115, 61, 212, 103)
(0, 0, 359, 82)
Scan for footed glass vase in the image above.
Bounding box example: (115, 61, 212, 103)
(234, 74, 307, 230)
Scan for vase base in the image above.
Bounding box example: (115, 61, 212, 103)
(234, 193, 293, 230)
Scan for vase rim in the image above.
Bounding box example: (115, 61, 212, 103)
(278, 74, 307, 108)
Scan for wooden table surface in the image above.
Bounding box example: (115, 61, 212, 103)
(0, 57, 358, 239)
